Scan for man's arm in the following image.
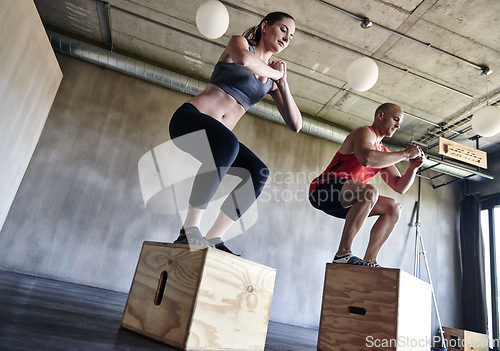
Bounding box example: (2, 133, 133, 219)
(381, 155, 425, 194)
(351, 128, 422, 168)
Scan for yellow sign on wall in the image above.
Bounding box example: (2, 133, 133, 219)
(438, 137, 487, 169)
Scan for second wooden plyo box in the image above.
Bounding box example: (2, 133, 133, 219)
(442, 327, 489, 351)
(121, 241, 276, 351)
(317, 264, 432, 351)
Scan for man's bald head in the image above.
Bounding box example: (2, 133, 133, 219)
(375, 103, 403, 120)
(372, 103, 404, 137)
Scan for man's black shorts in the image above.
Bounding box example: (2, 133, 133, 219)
(309, 178, 351, 219)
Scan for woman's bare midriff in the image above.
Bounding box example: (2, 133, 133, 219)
(187, 84, 246, 131)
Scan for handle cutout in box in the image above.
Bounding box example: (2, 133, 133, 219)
(448, 335, 461, 350)
(154, 271, 168, 306)
(348, 306, 366, 316)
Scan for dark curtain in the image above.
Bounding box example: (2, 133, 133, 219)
(459, 193, 487, 333)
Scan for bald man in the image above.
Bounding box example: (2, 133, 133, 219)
(309, 103, 425, 267)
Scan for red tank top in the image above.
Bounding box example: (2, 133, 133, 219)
(309, 127, 388, 194)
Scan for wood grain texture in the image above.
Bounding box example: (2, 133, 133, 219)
(0, 0, 62, 230)
(121, 242, 276, 350)
(442, 327, 489, 351)
(121, 242, 207, 349)
(317, 264, 431, 351)
(187, 249, 276, 350)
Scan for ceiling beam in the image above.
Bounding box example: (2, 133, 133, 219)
(313, 0, 492, 76)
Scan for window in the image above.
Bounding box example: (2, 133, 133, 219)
(481, 194, 500, 349)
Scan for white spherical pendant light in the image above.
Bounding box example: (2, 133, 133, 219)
(196, 1, 229, 39)
(471, 105, 500, 137)
(346, 56, 379, 92)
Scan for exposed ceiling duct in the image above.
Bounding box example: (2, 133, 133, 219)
(47, 30, 349, 143)
(47, 30, 492, 183)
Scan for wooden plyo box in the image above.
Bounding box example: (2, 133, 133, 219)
(121, 241, 276, 351)
(317, 264, 432, 351)
(442, 327, 489, 351)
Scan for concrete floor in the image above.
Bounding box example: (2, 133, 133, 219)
(0, 270, 318, 351)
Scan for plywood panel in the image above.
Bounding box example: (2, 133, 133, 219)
(318, 264, 431, 351)
(442, 327, 489, 351)
(121, 242, 206, 349)
(122, 242, 276, 350)
(188, 250, 276, 350)
(0, 0, 62, 231)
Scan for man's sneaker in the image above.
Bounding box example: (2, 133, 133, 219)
(332, 253, 380, 267)
(173, 227, 214, 248)
(207, 237, 241, 256)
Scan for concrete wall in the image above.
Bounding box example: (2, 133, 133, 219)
(469, 151, 500, 197)
(0, 54, 462, 330)
(0, 0, 62, 232)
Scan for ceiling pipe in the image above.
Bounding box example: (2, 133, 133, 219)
(312, 0, 492, 76)
(47, 30, 490, 182)
(47, 30, 348, 145)
(219, 0, 474, 100)
(104, 1, 473, 134)
(92, 0, 490, 141)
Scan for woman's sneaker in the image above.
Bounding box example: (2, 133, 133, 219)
(207, 237, 241, 256)
(173, 227, 215, 248)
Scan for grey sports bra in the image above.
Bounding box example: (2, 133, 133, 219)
(208, 45, 274, 110)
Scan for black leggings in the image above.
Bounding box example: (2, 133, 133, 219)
(169, 103, 269, 221)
